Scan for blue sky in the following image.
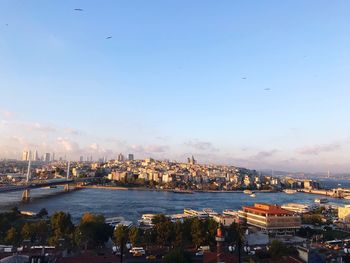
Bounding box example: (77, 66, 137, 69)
(1, 1, 350, 172)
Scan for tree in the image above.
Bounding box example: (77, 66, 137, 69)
(173, 221, 183, 248)
(38, 208, 48, 218)
(142, 228, 156, 246)
(226, 222, 244, 245)
(154, 216, 174, 246)
(163, 248, 192, 263)
(128, 227, 141, 246)
(49, 211, 74, 248)
(76, 213, 112, 249)
(5, 227, 20, 246)
(21, 222, 35, 242)
(191, 218, 204, 248)
(203, 218, 218, 245)
(114, 225, 129, 246)
(268, 240, 297, 258)
(225, 222, 244, 261)
(34, 220, 50, 244)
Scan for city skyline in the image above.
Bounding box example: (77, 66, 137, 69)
(1, 1, 350, 172)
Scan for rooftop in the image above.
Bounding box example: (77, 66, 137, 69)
(243, 203, 293, 216)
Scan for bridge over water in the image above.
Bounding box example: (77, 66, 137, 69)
(0, 161, 93, 201)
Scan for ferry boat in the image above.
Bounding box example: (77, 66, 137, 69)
(169, 213, 194, 223)
(315, 198, 328, 204)
(281, 203, 311, 214)
(202, 208, 218, 217)
(184, 208, 208, 219)
(284, 189, 297, 194)
(138, 214, 157, 228)
(173, 189, 194, 194)
(223, 209, 239, 217)
(243, 190, 253, 195)
(105, 216, 125, 227)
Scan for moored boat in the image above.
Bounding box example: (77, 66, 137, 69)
(315, 198, 328, 204)
(284, 189, 297, 194)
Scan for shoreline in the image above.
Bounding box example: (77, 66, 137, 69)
(76, 185, 278, 193)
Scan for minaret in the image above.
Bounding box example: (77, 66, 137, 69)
(216, 225, 225, 263)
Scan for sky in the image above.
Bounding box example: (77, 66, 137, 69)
(0, 1, 350, 172)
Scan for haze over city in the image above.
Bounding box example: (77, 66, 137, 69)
(1, 1, 350, 172)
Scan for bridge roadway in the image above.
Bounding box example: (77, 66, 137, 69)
(0, 178, 91, 194)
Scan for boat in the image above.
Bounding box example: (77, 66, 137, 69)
(105, 216, 125, 227)
(284, 189, 297, 194)
(315, 198, 328, 204)
(202, 208, 218, 217)
(344, 196, 350, 200)
(223, 209, 239, 217)
(184, 208, 208, 219)
(169, 213, 194, 223)
(138, 214, 157, 228)
(250, 194, 256, 198)
(173, 188, 194, 194)
(281, 203, 311, 214)
(243, 190, 253, 195)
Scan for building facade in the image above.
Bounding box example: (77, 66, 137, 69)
(238, 203, 301, 235)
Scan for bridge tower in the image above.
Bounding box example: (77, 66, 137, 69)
(22, 189, 30, 202)
(64, 161, 70, 192)
(26, 159, 31, 183)
(23, 160, 31, 201)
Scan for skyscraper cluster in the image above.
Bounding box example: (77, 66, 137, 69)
(22, 150, 54, 163)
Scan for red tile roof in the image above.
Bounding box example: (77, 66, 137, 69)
(243, 203, 293, 216)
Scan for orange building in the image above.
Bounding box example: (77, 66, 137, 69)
(238, 203, 301, 235)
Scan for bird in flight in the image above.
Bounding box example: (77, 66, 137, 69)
(264, 88, 271, 91)
(241, 77, 247, 80)
(74, 8, 83, 11)
(106, 36, 112, 39)
(5, 24, 8, 26)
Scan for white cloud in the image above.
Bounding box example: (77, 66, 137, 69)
(296, 143, 341, 155)
(185, 140, 218, 152)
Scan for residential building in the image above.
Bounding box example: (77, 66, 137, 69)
(22, 150, 30, 161)
(117, 153, 125, 162)
(338, 205, 350, 222)
(44, 153, 51, 163)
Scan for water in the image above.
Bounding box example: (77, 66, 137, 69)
(1, 185, 350, 223)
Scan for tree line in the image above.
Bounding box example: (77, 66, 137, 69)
(0, 208, 244, 252)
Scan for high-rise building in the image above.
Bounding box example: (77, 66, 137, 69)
(80, 156, 84, 162)
(52, 153, 55, 162)
(22, 151, 29, 161)
(128, 154, 134, 161)
(117, 153, 125, 162)
(33, 150, 39, 161)
(44, 153, 51, 163)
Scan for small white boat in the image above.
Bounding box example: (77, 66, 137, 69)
(284, 189, 297, 194)
(250, 194, 256, 198)
(315, 198, 328, 204)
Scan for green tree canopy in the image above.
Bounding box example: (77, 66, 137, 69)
(163, 248, 192, 263)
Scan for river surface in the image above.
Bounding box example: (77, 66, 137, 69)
(1, 184, 350, 223)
